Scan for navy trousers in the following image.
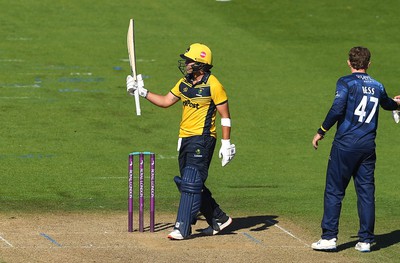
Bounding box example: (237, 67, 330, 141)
(178, 135, 225, 226)
(321, 144, 376, 243)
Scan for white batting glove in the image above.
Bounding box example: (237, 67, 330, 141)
(393, 110, 400, 123)
(126, 74, 148, 97)
(126, 75, 137, 95)
(219, 139, 236, 167)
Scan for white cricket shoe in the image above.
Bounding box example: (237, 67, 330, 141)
(167, 229, 184, 240)
(355, 242, 371, 252)
(393, 110, 400, 123)
(202, 216, 232, 236)
(311, 238, 337, 250)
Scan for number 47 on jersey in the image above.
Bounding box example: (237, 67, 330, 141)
(355, 96, 378, 123)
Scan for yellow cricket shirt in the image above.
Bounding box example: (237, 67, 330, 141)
(170, 74, 228, 138)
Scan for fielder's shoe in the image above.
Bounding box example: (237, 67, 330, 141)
(202, 216, 232, 236)
(167, 229, 184, 240)
(311, 238, 337, 251)
(393, 110, 400, 123)
(355, 242, 371, 252)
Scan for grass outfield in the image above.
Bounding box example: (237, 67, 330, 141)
(1, 0, 399, 261)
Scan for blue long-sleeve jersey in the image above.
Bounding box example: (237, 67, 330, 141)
(322, 73, 398, 151)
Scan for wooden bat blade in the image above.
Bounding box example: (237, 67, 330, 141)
(127, 19, 137, 79)
(127, 19, 141, 116)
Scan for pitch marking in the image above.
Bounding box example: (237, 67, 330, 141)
(267, 220, 309, 247)
(0, 59, 23, 62)
(40, 233, 62, 247)
(0, 97, 30, 99)
(157, 154, 178, 160)
(242, 232, 265, 246)
(97, 177, 125, 179)
(0, 235, 13, 247)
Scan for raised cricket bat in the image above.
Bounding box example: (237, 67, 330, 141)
(127, 19, 141, 116)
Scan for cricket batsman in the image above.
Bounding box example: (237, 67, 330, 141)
(126, 43, 235, 240)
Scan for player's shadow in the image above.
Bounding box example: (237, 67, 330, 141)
(194, 215, 279, 237)
(336, 230, 400, 252)
(375, 230, 400, 250)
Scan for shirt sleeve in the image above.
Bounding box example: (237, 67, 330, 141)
(321, 79, 348, 131)
(379, 84, 398, 110)
(210, 76, 228, 105)
(170, 78, 184, 98)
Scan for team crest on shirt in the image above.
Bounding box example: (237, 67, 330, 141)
(194, 148, 202, 157)
(196, 88, 203, 97)
(183, 87, 188, 92)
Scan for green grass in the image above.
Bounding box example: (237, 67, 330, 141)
(1, 0, 400, 261)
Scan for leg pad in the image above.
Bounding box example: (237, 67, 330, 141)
(174, 166, 203, 237)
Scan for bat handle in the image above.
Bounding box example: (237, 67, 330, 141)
(134, 89, 141, 116)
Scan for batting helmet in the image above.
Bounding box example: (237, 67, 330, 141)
(180, 43, 213, 66)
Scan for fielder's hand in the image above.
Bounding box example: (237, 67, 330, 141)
(126, 74, 148, 97)
(392, 97, 400, 123)
(312, 133, 324, 150)
(219, 139, 236, 167)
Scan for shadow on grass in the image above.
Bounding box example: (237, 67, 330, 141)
(336, 240, 357, 252)
(225, 215, 279, 233)
(374, 230, 400, 251)
(194, 215, 279, 236)
(336, 230, 400, 252)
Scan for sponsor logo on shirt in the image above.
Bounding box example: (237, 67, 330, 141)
(183, 99, 200, 109)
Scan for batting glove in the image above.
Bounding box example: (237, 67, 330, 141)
(126, 74, 148, 97)
(126, 75, 137, 95)
(219, 139, 236, 167)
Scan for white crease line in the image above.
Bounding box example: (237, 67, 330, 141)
(0, 235, 14, 247)
(70, 72, 93, 76)
(3, 243, 308, 249)
(6, 37, 32, 41)
(121, 58, 156, 63)
(0, 84, 41, 88)
(97, 177, 125, 179)
(0, 97, 30, 99)
(157, 154, 178, 159)
(267, 220, 309, 247)
(0, 59, 23, 62)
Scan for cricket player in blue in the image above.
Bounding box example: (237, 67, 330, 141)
(311, 47, 400, 252)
